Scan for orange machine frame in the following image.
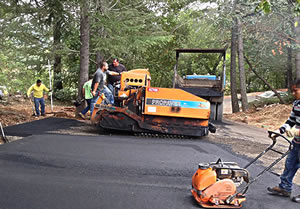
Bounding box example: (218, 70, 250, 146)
(144, 87, 210, 120)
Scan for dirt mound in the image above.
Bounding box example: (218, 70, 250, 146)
(224, 103, 291, 130)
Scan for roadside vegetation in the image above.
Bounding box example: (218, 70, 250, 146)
(1, 0, 300, 120)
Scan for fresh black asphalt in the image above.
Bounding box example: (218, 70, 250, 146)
(3, 117, 84, 137)
(0, 118, 299, 209)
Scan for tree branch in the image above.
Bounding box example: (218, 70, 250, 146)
(244, 55, 287, 104)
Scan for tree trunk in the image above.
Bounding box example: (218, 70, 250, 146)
(96, 51, 103, 67)
(53, 19, 63, 92)
(295, 16, 300, 79)
(237, 18, 248, 111)
(76, 0, 90, 115)
(295, 53, 300, 79)
(287, 38, 293, 88)
(94, 2, 106, 70)
(230, 0, 240, 113)
(287, 1, 293, 88)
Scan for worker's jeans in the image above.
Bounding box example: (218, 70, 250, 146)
(90, 95, 99, 115)
(81, 99, 91, 115)
(107, 83, 114, 95)
(90, 87, 114, 115)
(103, 86, 114, 105)
(34, 97, 45, 116)
(279, 141, 300, 192)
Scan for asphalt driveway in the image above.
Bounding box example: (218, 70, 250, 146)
(0, 118, 299, 209)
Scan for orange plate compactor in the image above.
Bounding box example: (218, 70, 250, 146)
(91, 69, 215, 137)
(191, 131, 293, 208)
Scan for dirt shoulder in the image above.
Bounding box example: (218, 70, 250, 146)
(0, 96, 78, 142)
(224, 103, 291, 130)
(0, 96, 76, 127)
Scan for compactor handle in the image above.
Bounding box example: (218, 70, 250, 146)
(268, 130, 293, 147)
(233, 130, 293, 199)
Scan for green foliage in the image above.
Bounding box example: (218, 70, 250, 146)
(1, 0, 300, 99)
(295, 1, 300, 14)
(255, 0, 271, 13)
(55, 88, 77, 102)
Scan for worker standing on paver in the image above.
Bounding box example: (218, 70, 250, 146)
(27, 79, 51, 117)
(78, 79, 93, 120)
(107, 58, 127, 93)
(90, 61, 120, 114)
(267, 79, 300, 203)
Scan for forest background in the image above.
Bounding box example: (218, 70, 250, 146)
(1, 0, 300, 113)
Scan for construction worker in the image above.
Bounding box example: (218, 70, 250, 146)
(90, 61, 120, 114)
(78, 79, 92, 119)
(107, 58, 127, 93)
(267, 79, 300, 203)
(27, 79, 51, 117)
